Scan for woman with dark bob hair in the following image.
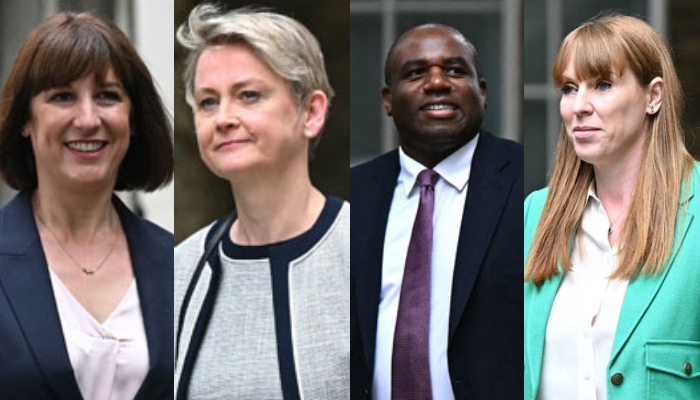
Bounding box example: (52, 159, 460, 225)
(0, 12, 173, 400)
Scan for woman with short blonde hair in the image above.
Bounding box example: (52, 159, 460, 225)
(174, 4, 348, 399)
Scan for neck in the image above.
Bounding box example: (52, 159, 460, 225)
(32, 184, 117, 240)
(593, 155, 641, 208)
(228, 161, 325, 246)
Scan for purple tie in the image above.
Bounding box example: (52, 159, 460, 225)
(392, 169, 439, 400)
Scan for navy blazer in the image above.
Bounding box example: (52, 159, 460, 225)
(350, 131, 524, 399)
(0, 192, 173, 400)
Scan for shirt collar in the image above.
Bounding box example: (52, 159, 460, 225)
(397, 132, 479, 198)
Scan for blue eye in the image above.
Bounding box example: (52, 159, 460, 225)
(240, 91, 261, 103)
(197, 97, 218, 111)
(596, 81, 612, 90)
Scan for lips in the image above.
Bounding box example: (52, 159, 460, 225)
(572, 126, 601, 139)
(65, 141, 107, 153)
(419, 101, 459, 120)
(573, 126, 599, 132)
(215, 139, 252, 150)
(420, 102, 457, 111)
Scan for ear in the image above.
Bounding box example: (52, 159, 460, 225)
(647, 77, 663, 115)
(21, 124, 31, 138)
(302, 90, 329, 140)
(381, 86, 393, 116)
(479, 78, 488, 110)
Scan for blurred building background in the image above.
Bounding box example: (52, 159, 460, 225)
(174, 0, 350, 244)
(525, 0, 700, 195)
(350, 0, 523, 167)
(0, 0, 174, 231)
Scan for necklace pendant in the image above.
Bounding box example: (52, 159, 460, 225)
(608, 226, 612, 235)
(82, 268, 95, 275)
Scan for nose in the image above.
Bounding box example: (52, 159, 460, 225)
(423, 66, 451, 94)
(215, 99, 241, 131)
(73, 98, 101, 130)
(572, 88, 593, 115)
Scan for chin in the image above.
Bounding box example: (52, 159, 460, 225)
(573, 149, 604, 166)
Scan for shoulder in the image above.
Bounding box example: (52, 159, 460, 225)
(481, 130, 524, 154)
(311, 197, 349, 252)
(523, 188, 549, 224)
(175, 223, 213, 273)
(114, 195, 173, 250)
(524, 188, 549, 247)
(133, 216, 174, 250)
(475, 130, 523, 173)
(350, 150, 399, 182)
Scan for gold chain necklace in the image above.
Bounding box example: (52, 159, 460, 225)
(607, 203, 630, 236)
(36, 215, 119, 276)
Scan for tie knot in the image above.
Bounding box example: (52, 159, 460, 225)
(416, 169, 439, 188)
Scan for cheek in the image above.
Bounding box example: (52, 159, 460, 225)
(559, 99, 570, 121)
(194, 116, 214, 145)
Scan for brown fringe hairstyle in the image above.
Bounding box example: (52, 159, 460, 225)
(0, 13, 174, 192)
(525, 14, 694, 286)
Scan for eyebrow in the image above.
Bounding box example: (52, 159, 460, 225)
(194, 78, 265, 96)
(560, 75, 576, 83)
(100, 81, 126, 90)
(400, 56, 470, 72)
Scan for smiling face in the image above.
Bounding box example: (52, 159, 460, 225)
(193, 44, 308, 179)
(559, 61, 652, 168)
(382, 25, 487, 167)
(25, 69, 131, 192)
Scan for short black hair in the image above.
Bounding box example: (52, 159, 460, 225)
(383, 24, 483, 85)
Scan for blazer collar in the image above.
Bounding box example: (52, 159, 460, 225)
(0, 191, 83, 399)
(114, 196, 174, 400)
(449, 131, 516, 340)
(609, 167, 696, 365)
(352, 150, 400, 375)
(525, 271, 563, 396)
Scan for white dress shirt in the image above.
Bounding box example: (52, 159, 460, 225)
(49, 270, 149, 400)
(538, 185, 629, 400)
(373, 134, 478, 400)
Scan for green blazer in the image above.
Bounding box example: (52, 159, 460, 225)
(524, 162, 700, 400)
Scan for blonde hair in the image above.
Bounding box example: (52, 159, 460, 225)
(176, 4, 334, 146)
(525, 14, 694, 286)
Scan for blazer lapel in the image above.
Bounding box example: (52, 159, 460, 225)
(114, 198, 173, 399)
(609, 181, 696, 365)
(352, 151, 400, 375)
(449, 132, 516, 340)
(0, 192, 83, 400)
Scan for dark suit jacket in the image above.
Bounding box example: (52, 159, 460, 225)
(350, 131, 524, 399)
(0, 191, 173, 400)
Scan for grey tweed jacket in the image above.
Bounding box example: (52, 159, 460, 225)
(175, 200, 349, 400)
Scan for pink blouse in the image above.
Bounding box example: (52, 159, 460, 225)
(49, 270, 149, 400)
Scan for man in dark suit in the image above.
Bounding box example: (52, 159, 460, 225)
(351, 24, 523, 399)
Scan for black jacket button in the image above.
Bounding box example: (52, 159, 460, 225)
(685, 362, 693, 376)
(611, 372, 624, 385)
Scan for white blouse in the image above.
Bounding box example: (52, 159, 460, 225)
(49, 270, 149, 400)
(538, 187, 629, 400)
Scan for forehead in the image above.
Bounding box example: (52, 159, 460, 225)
(390, 27, 474, 68)
(195, 44, 277, 85)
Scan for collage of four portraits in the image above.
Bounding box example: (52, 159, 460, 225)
(0, 0, 699, 399)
